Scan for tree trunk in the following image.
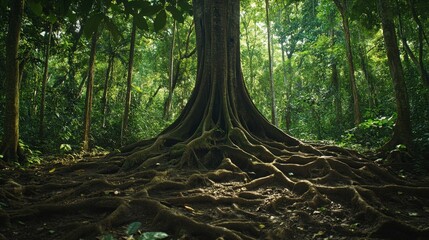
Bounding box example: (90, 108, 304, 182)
(39, 23, 53, 141)
(121, 19, 137, 145)
(280, 42, 292, 132)
(333, 0, 361, 126)
(163, 20, 177, 120)
(102, 52, 114, 128)
(116, 0, 300, 170)
(82, 30, 99, 152)
(397, 9, 429, 89)
(265, 0, 277, 126)
(378, 0, 413, 152)
(331, 28, 342, 136)
(1, 0, 25, 162)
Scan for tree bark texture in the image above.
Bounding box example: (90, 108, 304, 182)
(378, 0, 413, 151)
(1, 0, 25, 162)
(82, 31, 99, 151)
(116, 0, 300, 170)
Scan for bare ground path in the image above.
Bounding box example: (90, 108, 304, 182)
(1, 152, 429, 240)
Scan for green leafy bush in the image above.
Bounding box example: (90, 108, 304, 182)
(341, 115, 395, 148)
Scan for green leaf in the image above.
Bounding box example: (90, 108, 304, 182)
(154, 10, 167, 32)
(28, 1, 43, 16)
(126, 221, 142, 235)
(83, 13, 104, 38)
(140, 4, 163, 16)
(135, 14, 149, 31)
(104, 16, 122, 42)
(139, 232, 169, 240)
(166, 5, 184, 22)
(101, 234, 116, 240)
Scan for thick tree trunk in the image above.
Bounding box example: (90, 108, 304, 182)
(333, 0, 361, 126)
(121, 20, 137, 144)
(265, 0, 277, 126)
(116, 0, 300, 170)
(378, 0, 413, 152)
(82, 31, 99, 152)
(39, 23, 53, 140)
(1, 0, 25, 162)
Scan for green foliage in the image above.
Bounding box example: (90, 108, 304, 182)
(101, 222, 168, 240)
(341, 116, 395, 148)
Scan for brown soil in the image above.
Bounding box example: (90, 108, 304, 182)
(0, 151, 428, 240)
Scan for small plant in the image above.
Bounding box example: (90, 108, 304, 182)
(101, 222, 169, 240)
(60, 143, 72, 153)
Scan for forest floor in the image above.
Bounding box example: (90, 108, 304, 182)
(1, 151, 429, 240)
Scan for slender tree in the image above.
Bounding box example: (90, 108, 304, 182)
(39, 23, 53, 140)
(82, 30, 99, 151)
(378, 0, 413, 151)
(163, 20, 177, 120)
(121, 19, 137, 144)
(1, 0, 25, 162)
(333, 0, 361, 126)
(265, 0, 277, 126)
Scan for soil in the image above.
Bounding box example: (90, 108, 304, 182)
(0, 152, 429, 240)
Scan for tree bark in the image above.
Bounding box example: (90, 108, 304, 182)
(1, 0, 25, 162)
(102, 52, 114, 128)
(333, 0, 361, 126)
(378, 0, 413, 152)
(265, 0, 277, 126)
(121, 19, 137, 145)
(82, 30, 99, 152)
(116, 0, 300, 170)
(39, 23, 53, 141)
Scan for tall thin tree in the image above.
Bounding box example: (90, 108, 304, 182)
(265, 0, 277, 126)
(333, 0, 361, 126)
(121, 18, 137, 144)
(378, 0, 413, 151)
(1, 0, 25, 162)
(39, 23, 53, 140)
(82, 30, 99, 151)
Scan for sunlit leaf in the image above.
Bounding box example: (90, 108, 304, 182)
(126, 221, 142, 235)
(49, 168, 56, 173)
(139, 232, 169, 240)
(101, 234, 116, 240)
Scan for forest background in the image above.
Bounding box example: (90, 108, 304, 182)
(0, 0, 428, 169)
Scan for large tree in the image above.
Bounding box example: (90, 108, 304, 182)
(113, 0, 311, 171)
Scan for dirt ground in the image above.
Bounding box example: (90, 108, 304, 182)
(1, 153, 429, 240)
